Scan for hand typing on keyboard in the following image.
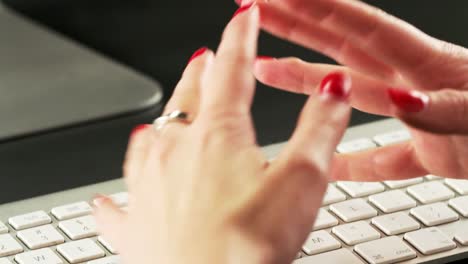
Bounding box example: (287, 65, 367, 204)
(93, 4, 352, 264)
(250, 0, 468, 180)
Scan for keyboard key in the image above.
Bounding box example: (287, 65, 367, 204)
(337, 138, 377, 153)
(57, 239, 105, 263)
(88, 256, 121, 264)
(17, 224, 65, 250)
(445, 179, 468, 195)
(98, 236, 118, 254)
(407, 181, 455, 204)
(322, 185, 346, 206)
(425, 175, 443, 181)
(355, 236, 416, 264)
(15, 248, 63, 264)
(449, 196, 468, 217)
(302, 230, 341, 255)
(0, 222, 7, 234)
(0, 234, 23, 257)
(9, 211, 51, 230)
(332, 221, 381, 246)
(0, 258, 12, 264)
(293, 249, 363, 264)
(313, 209, 339, 231)
(59, 215, 97, 240)
(372, 212, 420, 235)
(337, 182, 385, 198)
(94, 193, 128, 207)
(383, 178, 423, 189)
(410, 203, 459, 226)
(51, 201, 93, 220)
(373, 130, 411, 146)
(330, 199, 378, 223)
(439, 220, 468, 246)
(369, 190, 417, 213)
(404, 227, 456, 255)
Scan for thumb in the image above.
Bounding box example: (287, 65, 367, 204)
(388, 88, 468, 134)
(93, 195, 127, 253)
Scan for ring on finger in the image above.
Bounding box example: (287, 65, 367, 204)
(153, 110, 191, 131)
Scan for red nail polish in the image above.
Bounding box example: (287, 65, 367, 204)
(319, 72, 352, 100)
(233, 2, 254, 18)
(188, 47, 208, 64)
(130, 124, 150, 137)
(388, 88, 429, 113)
(256, 56, 275, 61)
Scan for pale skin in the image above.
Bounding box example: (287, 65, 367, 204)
(94, 0, 468, 263)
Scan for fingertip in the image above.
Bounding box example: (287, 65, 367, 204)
(319, 71, 352, 101)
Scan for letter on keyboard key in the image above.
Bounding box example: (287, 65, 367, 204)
(332, 221, 381, 246)
(15, 248, 63, 264)
(337, 182, 385, 198)
(383, 178, 423, 189)
(0, 222, 7, 234)
(445, 179, 468, 195)
(449, 196, 468, 217)
(17, 225, 65, 249)
(313, 209, 339, 231)
(372, 212, 420, 236)
(404, 227, 456, 255)
(407, 182, 455, 204)
(293, 249, 363, 264)
(51, 201, 92, 220)
(330, 199, 377, 223)
(0, 234, 23, 257)
(410, 203, 459, 226)
(322, 185, 346, 206)
(87, 256, 121, 264)
(373, 130, 411, 146)
(59, 215, 97, 240)
(57, 239, 105, 263)
(369, 190, 417, 213)
(0, 258, 11, 264)
(337, 138, 377, 153)
(9, 211, 51, 230)
(355, 236, 416, 264)
(302, 230, 341, 255)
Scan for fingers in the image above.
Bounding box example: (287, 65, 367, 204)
(124, 125, 154, 189)
(331, 142, 427, 182)
(254, 57, 392, 116)
(93, 196, 126, 253)
(255, 2, 395, 80)
(200, 4, 260, 118)
(272, 72, 352, 184)
(388, 88, 468, 134)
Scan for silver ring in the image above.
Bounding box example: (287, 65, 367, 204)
(153, 110, 191, 130)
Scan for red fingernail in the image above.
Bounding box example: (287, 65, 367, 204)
(130, 124, 150, 137)
(256, 56, 275, 61)
(388, 88, 429, 113)
(232, 2, 254, 18)
(319, 72, 352, 100)
(188, 47, 208, 64)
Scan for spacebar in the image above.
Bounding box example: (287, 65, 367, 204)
(294, 249, 364, 264)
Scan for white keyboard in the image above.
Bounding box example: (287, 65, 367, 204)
(0, 119, 467, 264)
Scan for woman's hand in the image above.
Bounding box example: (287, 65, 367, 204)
(93, 4, 352, 264)
(243, 0, 468, 180)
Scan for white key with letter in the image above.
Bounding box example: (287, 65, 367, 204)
(302, 230, 341, 255)
(15, 248, 63, 264)
(330, 199, 377, 223)
(0, 258, 11, 264)
(0, 234, 23, 257)
(369, 190, 417, 213)
(57, 239, 105, 263)
(8, 211, 51, 230)
(355, 236, 416, 264)
(87, 256, 121, 264)
(332, 221, 380, 246)
(407, 182, 455, 204)
(449, 196, 468, 217)
(98, 236, 117, 254)
(322, 185, 346, 206)
(372, 212, 420, 235)
(51, 201, 92, 220)
(445, 179, 468, 195)
(337, 182, 385, 198)
(293, 249, 363, 264)
(404, 227, 456, 255)
(313, 209, 339, 231)
(59, 215, 97, 240)
(0, 223, 7, 235)
(373, 130, 411, 146)
(410, 203, 459, 226)
(383, 178, 423, 189)
(17, 224, 65, 249)
(337, 138, 377, 153)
